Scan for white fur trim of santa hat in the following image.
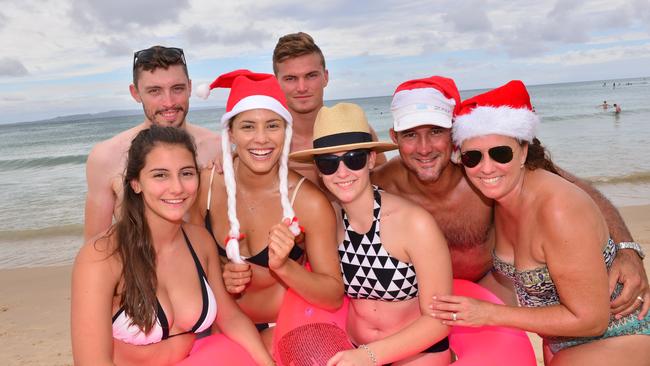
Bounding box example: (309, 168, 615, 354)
(220, 95, 292, 127)
(452, 106, 539, 146)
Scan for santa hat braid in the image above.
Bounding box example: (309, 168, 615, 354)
(198, 70, 300, 262)
(220, 130, 245, 263)
(278, 122, 301, 236)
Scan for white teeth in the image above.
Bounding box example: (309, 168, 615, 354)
(336, 181, 354, 187)
(250, 149, 272, 156)
(163, 199, 184, 204)
(481, 177, 501, 184)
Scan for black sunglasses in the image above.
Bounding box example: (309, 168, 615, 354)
(133, 47, 186, 69)
(460, 146, 514, 168)
(314, 150, 369, 175)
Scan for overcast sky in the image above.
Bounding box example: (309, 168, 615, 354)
(1, 0, 649, 124)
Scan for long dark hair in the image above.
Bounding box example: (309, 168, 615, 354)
(524, 137, 559, 175)
(112, 125, 198, 333)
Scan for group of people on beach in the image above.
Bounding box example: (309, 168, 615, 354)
(71, 32, 650, 365)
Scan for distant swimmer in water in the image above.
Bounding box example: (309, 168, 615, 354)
(613, 103, 622, 114)
(601, 100, 609, 109)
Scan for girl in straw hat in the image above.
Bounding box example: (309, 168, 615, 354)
(190, 70, 344, 350)
(290, 103, 452, 365)
(432, 81, 650, 365)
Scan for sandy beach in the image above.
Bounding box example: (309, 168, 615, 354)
(1, 205, 649, 366)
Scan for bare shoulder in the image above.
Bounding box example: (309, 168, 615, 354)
(182, 223, 217, 257)
(290, 171, 331, 212)
(186, 123, 220, 167)
(74, 231, 120, 273)
(370, 156, 406, 191)
(532, 170, 606, 238)
(87, 125, 143, 171)
(186, 123, 219, 141)
(381, 191, 438, 232)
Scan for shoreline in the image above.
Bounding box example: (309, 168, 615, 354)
(1, 204, 649, 365)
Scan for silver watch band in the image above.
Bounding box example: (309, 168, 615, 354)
(617, 241, 645, 260)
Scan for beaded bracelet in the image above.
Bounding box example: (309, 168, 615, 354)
(358, 344, 378, 365)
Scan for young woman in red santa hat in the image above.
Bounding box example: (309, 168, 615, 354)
(190, 70, 344, 351)
(432, 80, 650, 365)
(291, 102, 452, 366)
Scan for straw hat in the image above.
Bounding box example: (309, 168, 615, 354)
(289, 103, 397, 163)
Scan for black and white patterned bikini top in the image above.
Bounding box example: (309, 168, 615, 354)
(338, 186, 418, 301)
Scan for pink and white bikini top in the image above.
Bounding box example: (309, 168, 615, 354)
(112, 230, 217, 345)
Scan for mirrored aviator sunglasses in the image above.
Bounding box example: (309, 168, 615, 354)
(314, 150, 369, 175)
(460, 145, 514, 168)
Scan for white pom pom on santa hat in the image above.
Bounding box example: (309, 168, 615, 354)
(196, 83, 212, 100)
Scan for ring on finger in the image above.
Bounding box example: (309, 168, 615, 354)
(452, 313, 457, 321)
(638, 296, 645, 303)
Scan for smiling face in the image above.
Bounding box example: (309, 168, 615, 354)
(276, 53, 329, 115)
(129, 64, 191, 128)
(229, 109, 286, 174)
(319, 150, 376, 204)
(130, 143, 199, 224)
(391, 125, 453, 182)
(460, 134, 527, 201)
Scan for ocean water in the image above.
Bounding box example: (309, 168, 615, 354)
(1, 77, 649, 269)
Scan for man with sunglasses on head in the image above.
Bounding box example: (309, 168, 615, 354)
(371, 76, 648, 317)
(84, 45, 220, 242)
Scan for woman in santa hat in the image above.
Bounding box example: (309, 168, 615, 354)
(190, 70, 344, 350)
(432, 80, 650, 365)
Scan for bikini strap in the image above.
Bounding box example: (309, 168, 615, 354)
(180, 228, 210, 333)
(181, 228, 208, 279)
(206, 165, 216, 210)
(290, 176, 307, 206)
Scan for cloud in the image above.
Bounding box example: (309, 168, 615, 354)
(1, 94, 26, 102)
(69, 0, 190, 32)
(442, 0, 492, 33)
(0, 58, 29, 76)
(98, 38, 133, 58)
(0, 11, 7, 30)
(183, 25, 271, 47)
(529, 43, 650, 66)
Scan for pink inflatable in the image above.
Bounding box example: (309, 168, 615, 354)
(174, 333, 257, 366)
(273, 265, 352, 366)
(449, 279, 537, 365)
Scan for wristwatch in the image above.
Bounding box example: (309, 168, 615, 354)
(617, 241, 646, 260)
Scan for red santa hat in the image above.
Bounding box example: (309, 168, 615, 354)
(197, 69, 293, 126)
(197, 70, 299, 263)
(452, 80, 539, 147)
(390, 75, 460, 131)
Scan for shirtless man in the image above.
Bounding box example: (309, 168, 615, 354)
(84, 45, 220, 241)
(372, 75, 649, 315)
(272, 32, 386, 184)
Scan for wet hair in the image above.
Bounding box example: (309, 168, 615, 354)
(111, 125, 197, 333)
(272, 32, 326, 75)
(133, 45, 189, 87)
(524, 137, 559, 175)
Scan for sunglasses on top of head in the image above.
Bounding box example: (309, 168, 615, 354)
(460, 145, 514, 168)
(314, 149, 370, 175)
(133, 47, 186, 69)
